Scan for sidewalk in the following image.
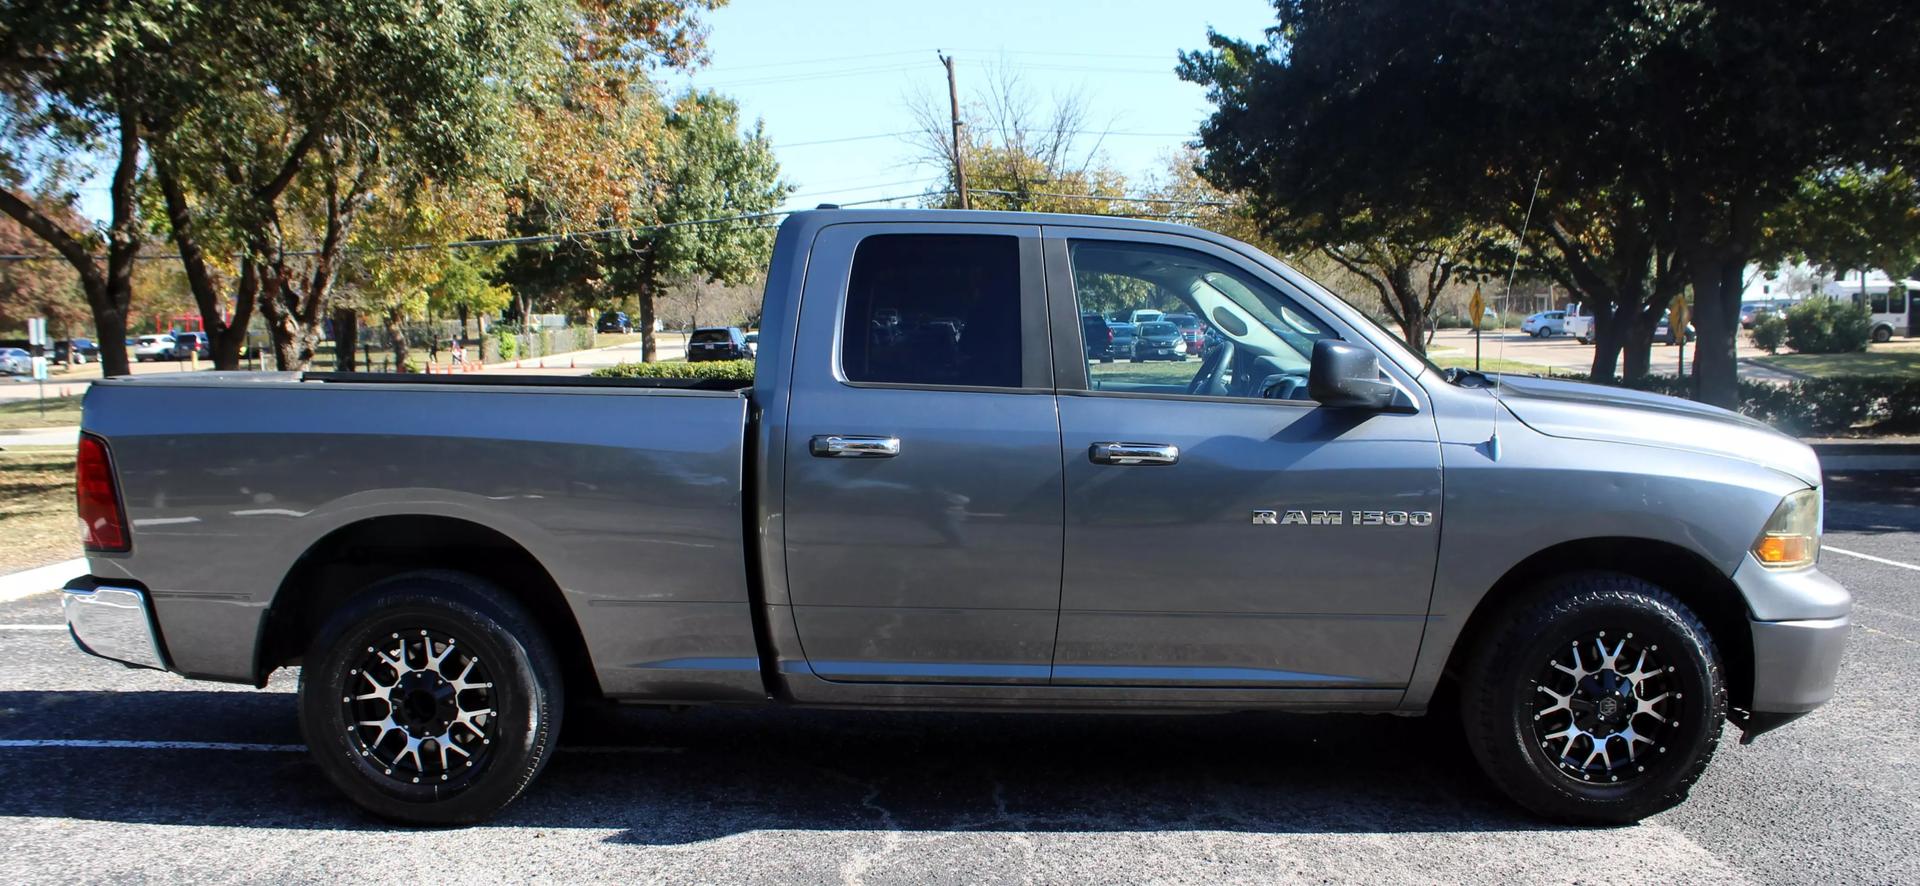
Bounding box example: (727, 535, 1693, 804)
(0, 557, 86, 603)
(0, 427, 79, 449)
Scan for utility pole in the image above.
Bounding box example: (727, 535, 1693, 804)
(939, 51, 970, 209)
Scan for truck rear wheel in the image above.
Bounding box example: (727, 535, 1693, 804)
(298, 570, 563, 825)
(1459, 572, 1726, 824)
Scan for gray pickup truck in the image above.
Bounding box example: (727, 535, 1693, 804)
(65, 209, 1849, 825)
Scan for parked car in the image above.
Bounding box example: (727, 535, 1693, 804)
(169, 332, 210, 359)
(1740, 302, 1785, 329)
(66, 208, 1847, 828)
(1163, 312, 1204, 354)
(1081, 312, 1114, 362)
(0, 346, 31, 375)
(687, 326, 751, 361)
(132, 335, 176, 362)
(742, 331, 759, 357)
(1131, 320, 1186, 361)
(54, 338, 98, 364)
(1106, 320, 1136, 357)
(1655, 313, 1697, 345)
(1521, 310, 1566, 337)
(1128, 309, 1164, 325)
(596, 312, 632, 334)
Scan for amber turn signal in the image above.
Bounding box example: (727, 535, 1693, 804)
(1751, 489, 1820, 569)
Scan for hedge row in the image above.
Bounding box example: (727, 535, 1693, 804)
(1612, 374, 1920, 437)
(589, 359, 756, 381)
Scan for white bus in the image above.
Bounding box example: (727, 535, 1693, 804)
(1823, 273, 1918, 342)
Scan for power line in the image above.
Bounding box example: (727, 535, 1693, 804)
(971, 188, 1235, 207)
(774, 130, 920, 149)
(0, 189, 1243, 264)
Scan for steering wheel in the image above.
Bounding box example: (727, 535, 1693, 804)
(1185, 340, 1233, 396)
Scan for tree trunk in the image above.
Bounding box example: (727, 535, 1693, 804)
(1587, 302, 1622, 383)
(1690, 259, 1745, 408)
(333, 308, 358, 372)
(1397, 309, 1429, 357)
(636, 246, 660, 362)
(386, 308, 411, 372)
(1620, 315, 1655, 382)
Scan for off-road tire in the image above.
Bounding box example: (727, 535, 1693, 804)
(299, 570, 564, 825)
(1460, 572, 1726, 825)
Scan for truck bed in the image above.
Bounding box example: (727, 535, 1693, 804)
(81, 371, 764, 700)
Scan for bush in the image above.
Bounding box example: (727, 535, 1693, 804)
(1783, 299, 1871, 354)
(489, 327, 517, 362)
(1611, 372, 1920, 436)
(1749, 314, 1788, 353)
(589, 359, 755, 381)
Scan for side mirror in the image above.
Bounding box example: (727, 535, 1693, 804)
(1308, 340, 1396, 409)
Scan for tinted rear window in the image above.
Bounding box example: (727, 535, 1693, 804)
(691, 330, 732, 344)
(841, 234, 1022, 388)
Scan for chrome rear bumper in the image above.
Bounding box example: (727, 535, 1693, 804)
(62, 581, 169, 671)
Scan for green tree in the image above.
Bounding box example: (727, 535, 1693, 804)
(612, 92, 786, 360)
(148, 0, 575, 370)
(0, 0, 200, 374)
(1181, 1, 1920, 403)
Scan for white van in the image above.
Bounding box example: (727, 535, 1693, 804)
(1564, 303, 1594, 344)
(1128, 309, 1164, 325)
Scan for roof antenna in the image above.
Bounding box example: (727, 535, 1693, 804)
(1488, 169, 1545, 461)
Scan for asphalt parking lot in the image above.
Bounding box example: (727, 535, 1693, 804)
(1, 477, 1915, 884)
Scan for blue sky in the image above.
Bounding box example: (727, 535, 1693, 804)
(667, 0, 1279, 212)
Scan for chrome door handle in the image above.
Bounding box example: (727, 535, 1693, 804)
(811, 435, 901, 458)
(1089, 442, 1179, 466)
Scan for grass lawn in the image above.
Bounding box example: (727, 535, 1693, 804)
(1429, 354, 1581, 377)
(1087, 358, 1202, 386)
(1750, 349, 1920, 380)
(0, 447, 80, 572)
(0, 395, 83, 430)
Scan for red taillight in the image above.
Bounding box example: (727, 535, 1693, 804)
(76, 434, 129, 552)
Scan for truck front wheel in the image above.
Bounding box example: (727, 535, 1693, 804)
(1459, 572, 1726, 824)
(298, 570, 564, 825)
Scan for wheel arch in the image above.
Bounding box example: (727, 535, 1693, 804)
(257, 514, 601, 701)
(1438, 536, 1755, 712)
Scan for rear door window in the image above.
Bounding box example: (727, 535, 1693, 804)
(841, 234, 1023, 388)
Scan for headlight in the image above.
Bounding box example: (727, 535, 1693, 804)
(1752, 488, 1821, 569)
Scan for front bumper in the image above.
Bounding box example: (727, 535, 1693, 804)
(62, 579, 170, 671)
(1748, 615, 1848, 714)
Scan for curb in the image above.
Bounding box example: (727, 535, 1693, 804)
(1810, 441, 1920, 472)
(0, 558, 86, 603)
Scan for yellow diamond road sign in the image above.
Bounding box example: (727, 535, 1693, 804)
(1469, 287, 1486, 329)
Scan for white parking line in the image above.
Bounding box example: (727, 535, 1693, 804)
(0, 739, 304, 752)
(1827, 546, 1920, 572)
(0, 738, 683, 754)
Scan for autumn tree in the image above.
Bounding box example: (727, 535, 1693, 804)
(0, 209, 90, 334)
(910, 66, 1130, 214)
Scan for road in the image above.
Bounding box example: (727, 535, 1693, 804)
(0, 477, 1914, 884)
